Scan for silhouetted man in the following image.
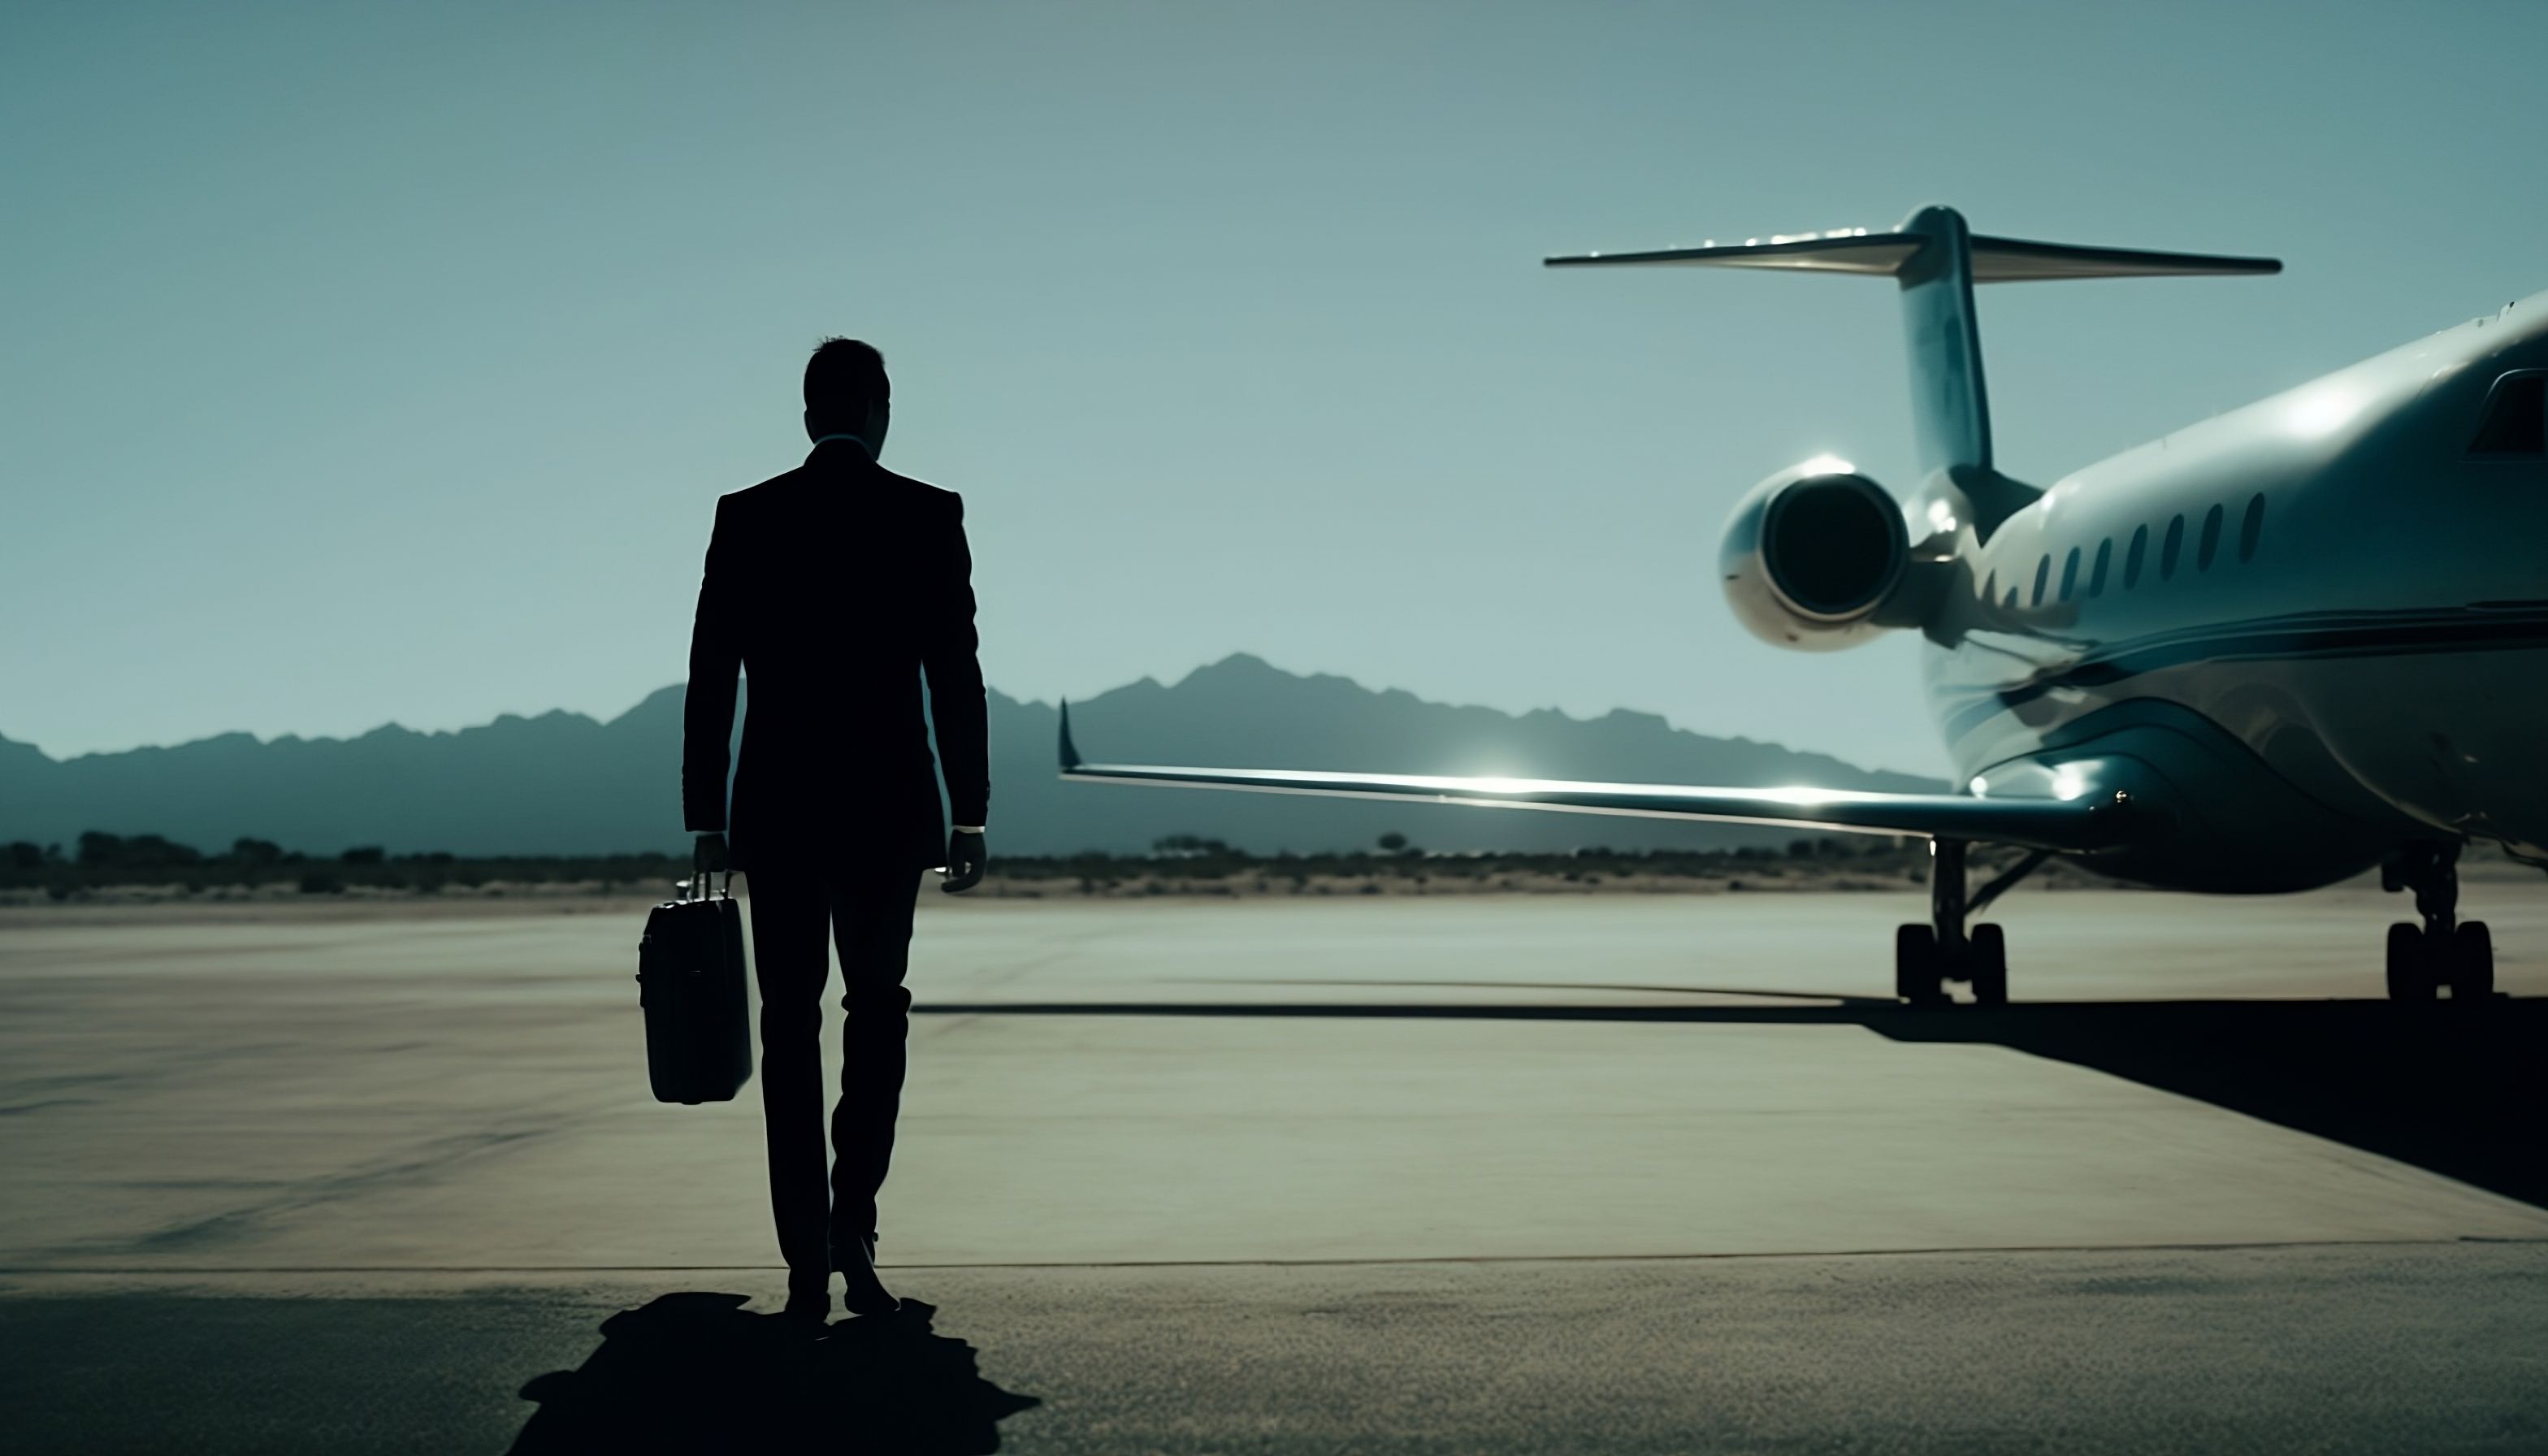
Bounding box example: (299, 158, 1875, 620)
(683, 337, 990, 1318)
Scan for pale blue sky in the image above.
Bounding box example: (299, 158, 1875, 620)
(6, 1, 2543, 775)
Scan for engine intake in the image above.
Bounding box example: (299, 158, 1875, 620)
(1720, 462, 1909, 650)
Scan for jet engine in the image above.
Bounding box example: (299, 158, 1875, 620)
(1719, 459, 1909, 650)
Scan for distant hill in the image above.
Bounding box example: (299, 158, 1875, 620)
(0, 654, 1939, 857)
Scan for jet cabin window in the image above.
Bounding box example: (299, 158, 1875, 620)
(2160, 516, 2185, 580)
(2469, 370, 2546, 457)
(2197, 504, 2224, 572)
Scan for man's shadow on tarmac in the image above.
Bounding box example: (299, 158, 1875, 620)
(509, 1296, 1038, 1454)
(932, 988, 2548, 1212)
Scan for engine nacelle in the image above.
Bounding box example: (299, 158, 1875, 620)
(1719, 460, 1909, 650)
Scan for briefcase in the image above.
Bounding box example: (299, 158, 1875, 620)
(636, 873, 752, 1104)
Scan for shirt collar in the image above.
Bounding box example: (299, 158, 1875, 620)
(809, 433, 873, 458)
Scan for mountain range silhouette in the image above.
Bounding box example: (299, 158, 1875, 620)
(0, 654, 1938, 857)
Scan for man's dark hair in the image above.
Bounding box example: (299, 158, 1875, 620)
(805, 337, 889, 423)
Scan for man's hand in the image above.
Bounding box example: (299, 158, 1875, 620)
(941, 830, 986, 894)
(694, 832, 730, 877)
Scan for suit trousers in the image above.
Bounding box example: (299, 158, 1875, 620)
(745, 862, 923, 1277)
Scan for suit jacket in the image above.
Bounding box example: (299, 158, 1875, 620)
(682, 439, 989, 872)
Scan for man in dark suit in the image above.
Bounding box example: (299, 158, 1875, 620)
(682, 337, 990, 1318)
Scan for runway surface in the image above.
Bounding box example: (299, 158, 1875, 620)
(4, 884, 2545, 1451)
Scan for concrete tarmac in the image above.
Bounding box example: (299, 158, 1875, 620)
(3, 883, 2546, 1451)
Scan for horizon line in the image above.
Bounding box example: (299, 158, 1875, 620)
(2, 650, 1928, 780)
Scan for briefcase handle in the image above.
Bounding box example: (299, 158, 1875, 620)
(680, 869, 733, 903)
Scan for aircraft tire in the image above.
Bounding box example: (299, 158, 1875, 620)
(2452, 921, 2495, 1002)
(2386, 922, 2436, 1003)
(1895, 924, 1943, 1005)
(1969, 923, 2008, 1008)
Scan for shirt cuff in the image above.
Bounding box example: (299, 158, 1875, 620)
(952, 824, 986, 834)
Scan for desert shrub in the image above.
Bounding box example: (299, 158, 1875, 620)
(79, 831, 203, 868)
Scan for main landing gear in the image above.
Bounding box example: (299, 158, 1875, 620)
(2382, 843, 2494, 1003)
(1896, 839, 2045, 1007)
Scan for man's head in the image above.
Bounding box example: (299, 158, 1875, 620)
(804, 337, 890, 453)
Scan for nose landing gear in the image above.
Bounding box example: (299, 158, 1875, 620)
(2382, 843, 2494, 1003)
(1896, 839, 2041, 1007)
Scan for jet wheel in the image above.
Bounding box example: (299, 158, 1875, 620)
(1969, 923, 2008, 1008)
(2386, 922, 2436, 1003)
(2450, 921, 2495, 1003)
(1895, 924, 1944, 1006)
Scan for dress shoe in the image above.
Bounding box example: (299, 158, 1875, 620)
(840, 1233, 899, 1316)
(782, 1272, 829, 1320)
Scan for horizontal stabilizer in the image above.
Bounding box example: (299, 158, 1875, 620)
(1545, 206, 2282, 487)
(1545, 230, 2281, 284)
(1056, 705, 2139, 853)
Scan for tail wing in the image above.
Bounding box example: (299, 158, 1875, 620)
(1542, 225, 2281, 283)
(1547, 206, 2280, 497)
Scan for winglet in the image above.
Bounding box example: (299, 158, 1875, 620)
(1057, 699, 1083, 773)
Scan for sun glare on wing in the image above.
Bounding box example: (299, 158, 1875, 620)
(1748, 785, 1849, 806)
(1454, 776, 1548, 798)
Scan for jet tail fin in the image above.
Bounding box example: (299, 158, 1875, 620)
(1546, 206, 2280, 489)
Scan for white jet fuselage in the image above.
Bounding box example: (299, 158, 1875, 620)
(1925, 298, 2548, 890)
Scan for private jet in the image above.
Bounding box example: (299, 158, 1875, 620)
(1060, 206, 2547, 1006)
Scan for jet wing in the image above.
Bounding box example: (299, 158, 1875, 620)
(1056, 704, 2139, 853)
